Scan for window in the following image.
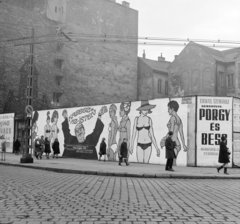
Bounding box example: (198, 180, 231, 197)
(53, 92, 62, 104)
(55, 76, 63, 86)
(219, 71, 224, 87)
(165, 81, 168, 94)
(54, 59, 64, 69)
(158, 79, 162, 94)
(56, 42, 64, 51)
(227, 74, 234, 87)
(55, 7, 57, 13)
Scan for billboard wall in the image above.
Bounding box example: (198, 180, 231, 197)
(0, 113, 14, 153)
(33, 98, 189, 166)
(233, 98, 240, 167)
(197, 97, 232, 166)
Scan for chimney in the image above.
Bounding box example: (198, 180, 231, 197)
(174, 55, 178, 60)
(122, 1, 130, 7)
(158, 53, 165, 61)
(143, 50, 146, 59)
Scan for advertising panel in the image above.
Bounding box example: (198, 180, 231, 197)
(197, 97, 232, 166)
(233, 99, 240, 132)
(233, 98, 240, 167)
(0, 113, 15, 153)
(33, 98, 189, 166)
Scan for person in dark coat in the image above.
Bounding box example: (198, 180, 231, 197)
(34, 136, 41, 159)
(165, 131, 176, 171)
(99, 138, 107, 162)
(39, 135, 45, 159)
(217, 136, 230, 175)
(52, 138, 60, 158)
(14, 139, 21, 155)
(44, 137, 51, 159)
(119, 138, 129, 166)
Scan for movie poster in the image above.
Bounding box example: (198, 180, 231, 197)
(0, 113, 15, 153)
(233, 98, 240, 167)
(33, 98, 189, 166)
(197, 97, 232, 166)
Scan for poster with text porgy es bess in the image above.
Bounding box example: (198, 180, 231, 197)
(197, 97, 232, 166)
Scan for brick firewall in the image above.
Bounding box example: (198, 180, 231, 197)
(0, 0, 138, 115)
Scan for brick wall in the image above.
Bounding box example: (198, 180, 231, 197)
(0, 0, 138, 115)
(137, 58, 153, 100)
(168, 44, 216, 97)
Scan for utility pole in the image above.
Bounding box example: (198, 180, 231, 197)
(20, 27, 34, 163)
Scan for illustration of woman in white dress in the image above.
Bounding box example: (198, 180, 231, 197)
(44, 111, 51, 140)
(130, 100, 160, 163)
(160, 100, 187, 164)
(32, 111, 39, 140)
(107, 104, 118, 161)
(117, 102, 131, 160)
(51, 110, 59, 147)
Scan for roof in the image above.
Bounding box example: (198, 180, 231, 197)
(140, 58, 171, 73)
(188, 41, 240, 63)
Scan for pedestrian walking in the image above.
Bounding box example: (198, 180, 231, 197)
(34, 136, 41, 159)
(39, 136, 45, 159)
(1, 139, 6, 161)
(44, 137, 51, 159)
(99, 137, 107, 162)
(119, 138, 129, 166)
(14, 139, 21, 155)
(217, 136, 230, 175)
(52, 138, 60, 158)
(165, 131, 176, 171)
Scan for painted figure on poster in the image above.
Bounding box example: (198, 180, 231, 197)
(160, 100, 187, 164)
(107, 104, 118, 161)
(51, 110, 59, 145)
(130, 100, 160, 163)
(62, 109, 70, 144)
(117, 102, 131, 160)
(32, 111, 39, 140)
(62, 106, 107, 160)
(44, 111, 51, 140)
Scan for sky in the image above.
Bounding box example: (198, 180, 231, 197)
(116, 0, 240, 62)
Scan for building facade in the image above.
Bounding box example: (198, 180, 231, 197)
(0, 0, 138, 115)
(138, 52, 170, 100)
(168, 41, 240, 97)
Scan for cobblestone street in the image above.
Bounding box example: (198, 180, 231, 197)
(0, 165, 240, 224)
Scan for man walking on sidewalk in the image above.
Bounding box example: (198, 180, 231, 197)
(119, 138, 129, 166)
(165, 131, 176, 171)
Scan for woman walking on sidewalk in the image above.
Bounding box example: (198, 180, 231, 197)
(217, 136, 230, 175)
(52, 138, 60, 158)
(99, 138, 107, 162)
(44, 137, 51, 159)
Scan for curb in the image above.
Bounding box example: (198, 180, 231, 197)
(0, 162, 240, 179)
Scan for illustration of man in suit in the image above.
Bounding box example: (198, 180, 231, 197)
(62, 106, 107, 160)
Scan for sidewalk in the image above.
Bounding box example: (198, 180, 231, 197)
(1, 152, 240, 179)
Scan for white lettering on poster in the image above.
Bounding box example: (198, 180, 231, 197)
(197, 97, 232, 166)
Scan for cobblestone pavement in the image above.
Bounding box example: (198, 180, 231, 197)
(0, 165, 240, 224)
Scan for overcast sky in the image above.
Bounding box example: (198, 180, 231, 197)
(116, 0, 240, 62)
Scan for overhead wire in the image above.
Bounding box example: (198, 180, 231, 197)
(1, 33, 240, 48)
